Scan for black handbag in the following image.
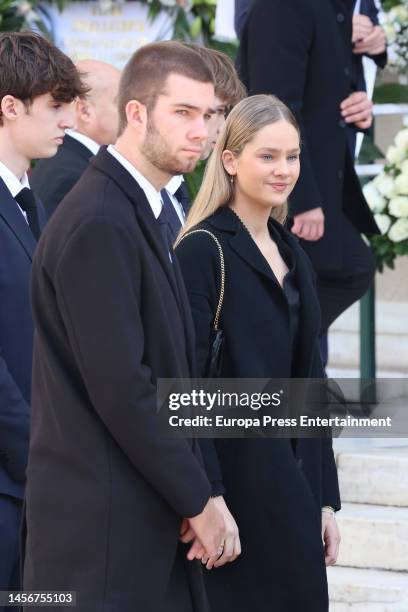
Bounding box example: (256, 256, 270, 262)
(179, 229, 225, 378)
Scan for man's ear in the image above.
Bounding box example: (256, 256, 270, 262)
(1, 95, 26, 122)
(125, 100, 147, 132)
(222, 149, 238, 177)
(76, 98, 92, 124)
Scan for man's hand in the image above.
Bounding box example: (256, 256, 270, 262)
(353, 25, 387, 56)
(183, 498, 226, 563)
(291, 207, 324, 241)
(352, 14, 374, 43)
(322, 512, 341, 566)
(340, 91, 373, 130)
(200, 496, 241, 569)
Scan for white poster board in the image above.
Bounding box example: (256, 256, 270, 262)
(44, 1, 174, 68)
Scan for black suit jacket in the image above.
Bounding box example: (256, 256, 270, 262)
(0, 179, 46, 500)
(24, 147, 211, 612)
(238, 0, 379, 271)
(30, 134, 93, 219)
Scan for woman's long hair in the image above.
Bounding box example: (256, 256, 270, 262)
(176, 94, 300, 244)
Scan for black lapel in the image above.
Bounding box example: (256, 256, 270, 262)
(170, 254, 196, 374)
(208, 207, 280, 285)
(0, 178, 36, 260)
(91, 148, 185, 318)
(290, 239, 321, 374)
(230, 227, 281, 285)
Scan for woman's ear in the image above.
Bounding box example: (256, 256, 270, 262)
(222, 149, 237, 178)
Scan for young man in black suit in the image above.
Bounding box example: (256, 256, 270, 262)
(0, 31, 85, 609)
(163, 44, 246, 240)
(24, 41, 230, 612)
(238, 0, 380, 365)
(30, 59, 121, 218)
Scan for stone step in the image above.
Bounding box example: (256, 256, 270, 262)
(328, 566, 408, 612)
(336, 503, 408, 571)
(328, 301, 408, 373)
(335, 441, 408, 507)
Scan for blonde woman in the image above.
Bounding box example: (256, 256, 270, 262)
(175, 95, 341, 612)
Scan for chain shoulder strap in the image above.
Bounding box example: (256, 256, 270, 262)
(178, 229, 225, 330)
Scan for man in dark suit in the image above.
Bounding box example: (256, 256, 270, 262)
(350, 0, 387, 154)
(234, 0, 253, 38)
(168, 44, 246, 226)
(0, 31, 85, 609)
(30, 59, 120, 219)
(238, 0, 380, 362)
(24, 41, 230, 612)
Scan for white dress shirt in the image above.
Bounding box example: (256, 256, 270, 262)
(165, 175, 186, 225)
(107, 145, 163, 219)
(0, 160, 30, 223)
(65, 129, 100, 156)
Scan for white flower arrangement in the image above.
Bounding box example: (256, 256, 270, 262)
(363, 126, 408, 269)
(383, 1, 408, 75)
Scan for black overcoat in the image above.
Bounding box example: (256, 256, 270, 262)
(23, 147, 212, 612)
(176, 207, 341, 611)
(238, 0, 379, 271)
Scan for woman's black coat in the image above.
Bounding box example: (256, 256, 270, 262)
(176, 207, 340, 611)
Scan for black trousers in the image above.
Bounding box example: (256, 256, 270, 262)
(316, 213, 376, 337)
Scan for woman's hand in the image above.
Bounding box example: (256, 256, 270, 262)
(322, 511, 341, 566)
(201, 496, 241, 570)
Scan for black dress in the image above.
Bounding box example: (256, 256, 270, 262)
(176, 207, 340, 612)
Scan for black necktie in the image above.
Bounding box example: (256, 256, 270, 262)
(157, 204, 174, 256)
(15, 188, 41, 240)
(174, 183, 191, 217)
(160, 189, 182, 242)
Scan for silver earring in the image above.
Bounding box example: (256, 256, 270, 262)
(230, 175, 234, 185)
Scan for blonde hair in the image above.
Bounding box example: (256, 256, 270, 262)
(177, 94, 300, 243)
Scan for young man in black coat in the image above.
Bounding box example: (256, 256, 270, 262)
(24, 41, 229, 612)
(30, 60, 121, 219)
(0, 32, 84, 610)
(238, 0, 380, 359)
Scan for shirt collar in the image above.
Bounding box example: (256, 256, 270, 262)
(165, 174, 184, 196)
(66, 129, 100, 156)
(0, 160, 30, 198)
(107, 145, 163, 219)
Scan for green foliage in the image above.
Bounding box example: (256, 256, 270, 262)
(369, 234, 408, 272)
(382, 0, 404, 10)
(373, 83, 408, 104)
(184, 159, 206, 201)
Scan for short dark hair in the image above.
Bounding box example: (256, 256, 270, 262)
(183, 44, 246, 110)
(117, 40, 214, 135)
(0, 31, 88, 126)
